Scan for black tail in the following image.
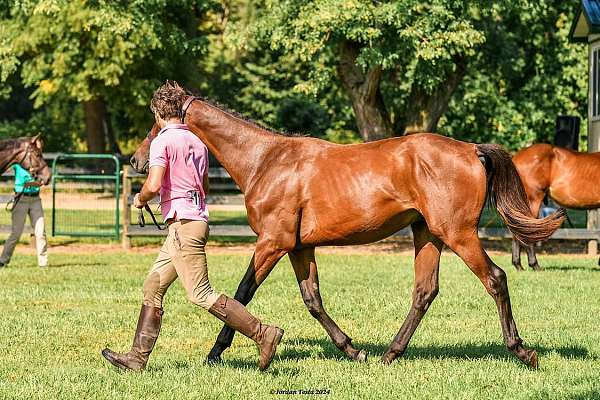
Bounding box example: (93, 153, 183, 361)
(476, 144, 565, 245)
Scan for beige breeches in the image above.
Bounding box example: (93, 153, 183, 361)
(142, 219, 220, 309)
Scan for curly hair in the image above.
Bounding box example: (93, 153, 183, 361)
(150, 81, 187, 121)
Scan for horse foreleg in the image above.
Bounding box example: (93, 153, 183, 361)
(289, 247, 367, 362)
(207, 244, 286, 364)
(450, 232, 538, 368)
(381, 221, 443, 364)
(206, 254, 258, 364)
(511, 239, 524, 271)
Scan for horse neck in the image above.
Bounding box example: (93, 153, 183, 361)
(185, 101, 285, 193)
(0, 139, 23, 174)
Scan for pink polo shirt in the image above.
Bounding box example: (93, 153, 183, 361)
(148, 124, 209, 222)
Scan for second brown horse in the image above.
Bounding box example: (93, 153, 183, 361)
(132, 93, 564, 368)
(512, 144, 600, 270)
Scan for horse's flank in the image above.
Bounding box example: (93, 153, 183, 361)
(514, 143, 600, 210)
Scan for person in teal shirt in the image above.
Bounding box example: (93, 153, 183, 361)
(14, 163, 41, 194)
(0, 163, 48, 268)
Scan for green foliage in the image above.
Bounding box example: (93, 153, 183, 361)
(0, 0, 216, 143)
(0, 0, 591, 151)
(237, 0, 587, 146)
(440, 2, 588, 151)
(235, 0, 486, 129)
(195, 2, 359, 140)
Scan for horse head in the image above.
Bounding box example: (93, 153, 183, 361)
(130, 124, 159, 174)
(15, 134, 52, 185)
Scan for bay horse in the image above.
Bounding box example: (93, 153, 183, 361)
(131, 94, 565, 368)
(0, 135, 51, 184)
(512, 143, 600, 270)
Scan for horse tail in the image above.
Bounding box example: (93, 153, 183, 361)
(476, 143, 565, 245)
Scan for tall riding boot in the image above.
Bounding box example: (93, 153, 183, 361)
(101, 305, 163, 371)
(209, 295, 283, 371)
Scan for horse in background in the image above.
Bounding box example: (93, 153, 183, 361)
(131, 93, 565, 368)
(0, 134, 51, 184)
(512, 144, 600, 270)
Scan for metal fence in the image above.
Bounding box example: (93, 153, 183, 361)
(51, 154, 121, 239)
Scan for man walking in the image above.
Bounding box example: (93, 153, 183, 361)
(102, 81, 283, 371)
(0, 163, 48, 268)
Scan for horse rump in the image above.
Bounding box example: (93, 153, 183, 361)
(476, 143, 565, 245)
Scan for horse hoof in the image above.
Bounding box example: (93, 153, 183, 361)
(205, 355, 222, 365)
(530, 264, 543, 272)
(355, 350, 367, 362)
(380, 353, 394, 365)
(528, 350, 538, 369)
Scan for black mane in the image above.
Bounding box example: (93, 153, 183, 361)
(184, 88, 305, 137)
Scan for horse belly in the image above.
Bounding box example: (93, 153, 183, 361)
(300, 208, 420, 246)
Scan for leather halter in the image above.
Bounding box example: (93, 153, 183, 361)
(180, 96, 198, 123)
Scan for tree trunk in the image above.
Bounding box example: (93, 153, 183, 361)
(398, 57, 468, 135)
(83, 99, 107, 153)
(338, 40, 392, 141)
(104, 111, 121, 155)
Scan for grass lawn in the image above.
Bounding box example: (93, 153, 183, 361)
(0, 249, 599, 399)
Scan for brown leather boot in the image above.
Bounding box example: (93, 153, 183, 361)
(101, 305, 163, 371)
(209, 295, 283, 371)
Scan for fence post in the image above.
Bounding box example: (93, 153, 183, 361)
(587, 210, 598, 255)
(122, 165, 131, 250)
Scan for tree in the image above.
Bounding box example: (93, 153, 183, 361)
(232, 0, 587, 146)
(440, 2, 587, 151)
(0, 0, 215, 153)
(236, 0, 486, 141)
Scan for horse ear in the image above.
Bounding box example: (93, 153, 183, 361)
(31, 133, 43, 149)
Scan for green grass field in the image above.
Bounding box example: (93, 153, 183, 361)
(1, 249, 599, 399)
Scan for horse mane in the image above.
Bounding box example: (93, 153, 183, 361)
(184, 87, 306, 138)
(0, 137, 26, 151)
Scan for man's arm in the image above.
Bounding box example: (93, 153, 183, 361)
(134, 165, 165, 208)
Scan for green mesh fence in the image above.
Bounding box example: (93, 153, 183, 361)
(51, 154, 120, 238)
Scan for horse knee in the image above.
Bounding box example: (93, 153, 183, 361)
(302, 294, 323, 317)
(299, 284, 323, 317)
(487, 267, 508, 299)
(413, 284, 438, 311)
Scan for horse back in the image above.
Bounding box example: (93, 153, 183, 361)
(294, 133, 485, 245)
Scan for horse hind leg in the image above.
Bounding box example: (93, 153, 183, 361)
(526, 244, 542, 271)
(511, 239, 525, 271)
(381, 220, 443, 364)
(446, 231, 538, 368)
(289, 247, 367, 362)
(525, 193, 545, 271)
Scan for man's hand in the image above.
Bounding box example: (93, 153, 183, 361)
(133, 193, 146, 209)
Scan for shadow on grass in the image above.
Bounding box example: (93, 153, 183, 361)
(542, 266, 600, 272)
(47, 262, 106, 268)
(149, 356, 300, 376)
(534, 389, 600, 400)
(279, 337, 594, 364)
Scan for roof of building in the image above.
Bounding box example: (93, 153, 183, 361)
(570, 0, 600, 42)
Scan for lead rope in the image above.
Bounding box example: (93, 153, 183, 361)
(5, 192, 24, 212)
(138, 204, 165, 230)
